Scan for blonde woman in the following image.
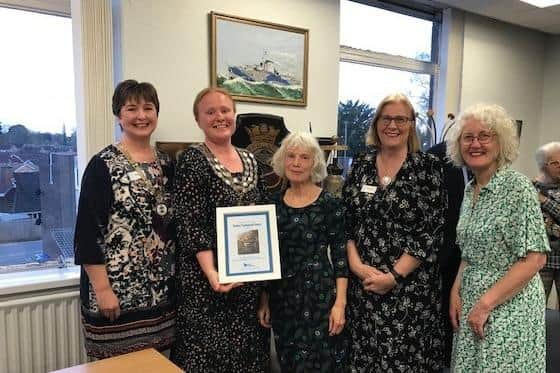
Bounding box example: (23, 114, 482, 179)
(343, 93, 446, 372)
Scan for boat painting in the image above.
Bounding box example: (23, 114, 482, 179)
(211, 12, 308, 106)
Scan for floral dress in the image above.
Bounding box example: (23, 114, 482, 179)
(170, 144, 270, 372)
(452, 167, 550, 372)
(268, 190, 349, 372)
(342, 148, 446, 372)
(74, 144, 176, 358)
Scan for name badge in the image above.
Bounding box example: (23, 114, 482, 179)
(127, 171, 142, 181)
(361, 184, 377, 194)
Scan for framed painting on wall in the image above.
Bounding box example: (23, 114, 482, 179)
(210, 12, 309, 106)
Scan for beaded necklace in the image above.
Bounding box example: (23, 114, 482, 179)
(198, 143, 258, 205)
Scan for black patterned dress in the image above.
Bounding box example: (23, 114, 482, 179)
(342, 148, 446, 373)
(74, 144, 176, 358)
(268, 190, 349, 372)
(170, 144, 270, 372)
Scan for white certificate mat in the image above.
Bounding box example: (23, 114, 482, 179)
(216, 204, 281, 283)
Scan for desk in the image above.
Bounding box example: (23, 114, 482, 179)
(50, 348, 183, 373)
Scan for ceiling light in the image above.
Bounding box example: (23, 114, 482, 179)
(520, 0, 560, 7)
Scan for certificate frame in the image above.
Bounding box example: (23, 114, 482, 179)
(216, 204, 281, 283)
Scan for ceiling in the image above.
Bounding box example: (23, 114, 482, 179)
(434, 0, 560, 34)
(2, 0, 558, 34)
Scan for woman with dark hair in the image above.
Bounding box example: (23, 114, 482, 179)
(170, 87, 269, 371)
(74, 79, 176, 358)
(343, 93, 446, 372)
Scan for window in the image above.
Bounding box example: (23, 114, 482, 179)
(337, 0, 441, 170)
(0, 7, 77, 272)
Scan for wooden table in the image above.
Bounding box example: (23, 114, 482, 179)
(50, 348, 183, 373)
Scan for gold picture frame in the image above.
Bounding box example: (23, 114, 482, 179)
(210, 12, 309, 106)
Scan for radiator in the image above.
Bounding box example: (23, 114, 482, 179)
(0, 290, 88, 373)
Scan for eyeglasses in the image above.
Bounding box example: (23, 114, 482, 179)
(546, 160, 560, 167)
(378, 116, 411, 127)
(460, 132, 495, 145)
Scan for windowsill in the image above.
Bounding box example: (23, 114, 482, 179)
(0, 265, 80, 296)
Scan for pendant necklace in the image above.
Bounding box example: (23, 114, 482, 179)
(380, 175, 392, 187)
(117, 143, 168, 216)
(376, 153, 394, 187)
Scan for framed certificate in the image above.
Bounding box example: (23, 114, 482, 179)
(216, 204, 281, 283)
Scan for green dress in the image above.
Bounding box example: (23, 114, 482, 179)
(268, 190, 349, 372)
(452, 167, 550, 372)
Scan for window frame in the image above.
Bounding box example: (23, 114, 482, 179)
(338, 0, 442, 155)
(0, 0, 70, 17)
(0, 0, 113, 294)
(339, 0, 442, 112)
(0, 4, 76, 270)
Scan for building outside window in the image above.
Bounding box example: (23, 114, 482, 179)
(0, 6, 77, 272)
(338, 0, 441, 172)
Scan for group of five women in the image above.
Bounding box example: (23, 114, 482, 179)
(74, 79, 551, 372)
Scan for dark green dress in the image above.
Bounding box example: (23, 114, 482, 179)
(268, 190, 349, 372)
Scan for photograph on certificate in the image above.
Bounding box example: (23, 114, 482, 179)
(217, 204, 281, 283)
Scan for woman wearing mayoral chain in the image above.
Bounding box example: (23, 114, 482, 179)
(170, 88, 270, 372)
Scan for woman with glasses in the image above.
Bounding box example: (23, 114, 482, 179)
(534, 142, 560, 308)
(343, 93, 446, 372)
(447, 104, 549, 372)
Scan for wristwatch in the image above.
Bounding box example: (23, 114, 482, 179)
(389, 267, 403, 284)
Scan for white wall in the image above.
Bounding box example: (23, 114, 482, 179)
(435, 8, 464, 130)
(460, 13, 547, 177)
(117, 0, 340, 143)
(540, 35, 560, 147)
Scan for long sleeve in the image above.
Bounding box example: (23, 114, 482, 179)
(173, 148, 213, 256)
(74, 155, 112, 265)
(401, 154, 447, 262)
(533, 182, 560, 240)
(541, 191, 560, 223)
(327, 196, 348, 278)
(542, 198, 560, 220)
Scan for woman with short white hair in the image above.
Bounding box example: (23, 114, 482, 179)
(534, 141, 560, 308)
(258, 132, 349, 372)
(447, 103, 549, 372)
